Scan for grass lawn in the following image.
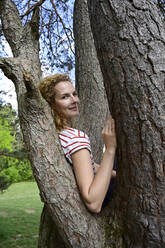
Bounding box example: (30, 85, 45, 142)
(0, 181, 43, 248)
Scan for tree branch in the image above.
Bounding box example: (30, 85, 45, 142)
(29, 7, 40, 40)
(0, 151, 28, 160)
(21, 0, 46, 18)
(23, 72, 41, 100)
(0, 0, 23, 56)
(0, 57, 14, 68)
(50, 0, 75, 55)
(0, 57, 18, 82)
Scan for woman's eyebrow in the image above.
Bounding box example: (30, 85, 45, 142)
(61, 92, 69, 96)
(61, 90, 76, 95)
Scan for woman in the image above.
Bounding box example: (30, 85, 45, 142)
(39, 73, 117, 213)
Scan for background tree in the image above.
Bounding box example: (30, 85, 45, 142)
(88, 0, 165, 247)
(73, 0, 109, 163)
(0, 101, 32, 191)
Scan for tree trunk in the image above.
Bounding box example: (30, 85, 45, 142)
(73, 0, 109, 163)
(0, 0, 115, 247)
(38, 205, 66, 248)
(88, 0, 165, 247)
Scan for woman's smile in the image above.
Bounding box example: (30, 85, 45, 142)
(69, 105, 78, 111)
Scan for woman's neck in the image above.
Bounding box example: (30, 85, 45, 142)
(66, 119, 72, 128)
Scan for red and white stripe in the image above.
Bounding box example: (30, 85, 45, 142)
(59, 128, 95, 172)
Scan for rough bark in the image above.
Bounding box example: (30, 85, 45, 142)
(88, 0, 165, 247)
(38, 205, 66, 248)
(0, 0, 114, 247)
(73, 0, 109, 162)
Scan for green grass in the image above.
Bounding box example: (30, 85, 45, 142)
(0, 181, 43, 248)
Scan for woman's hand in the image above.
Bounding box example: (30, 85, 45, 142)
(102, 116, 117, 152)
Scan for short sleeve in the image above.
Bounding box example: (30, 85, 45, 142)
(65, 134, 91, 163)
(59, 128, 95, 170)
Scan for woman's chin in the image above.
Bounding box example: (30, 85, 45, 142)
(73, 112, 79, 117)
(72, 112, 79, 118)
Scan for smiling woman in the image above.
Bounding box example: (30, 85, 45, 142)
(39, 73, 117, 213)
(54, 81, 80, 121)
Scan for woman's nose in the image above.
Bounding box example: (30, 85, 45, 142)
(71, 95, 79, 103)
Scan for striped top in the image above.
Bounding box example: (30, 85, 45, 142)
(59, 128, 95, 173)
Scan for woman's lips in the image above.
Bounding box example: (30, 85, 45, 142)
(69, 106, 78, 111)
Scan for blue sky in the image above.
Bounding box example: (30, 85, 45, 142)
(0, 40, 17, 110)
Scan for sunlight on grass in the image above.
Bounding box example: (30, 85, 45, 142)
(0, 181, 43, 248)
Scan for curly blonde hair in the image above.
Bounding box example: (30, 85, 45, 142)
(39, 73, 71, 131)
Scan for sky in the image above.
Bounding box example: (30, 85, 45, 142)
(0, 40, 18, 110)
(0, 74, 17, 110)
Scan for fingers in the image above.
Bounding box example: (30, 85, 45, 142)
(105, 116, 115, 133)
(111, 118, 115, 132)
(102, 116, 117, 150)
(102, 119, 115, 139)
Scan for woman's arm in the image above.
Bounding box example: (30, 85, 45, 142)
(71, 116, 117, 213)
(94, 162, 100, 173)
(94, 163, 116, 178)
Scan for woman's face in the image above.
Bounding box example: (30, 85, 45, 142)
(54, 81, 80, 121)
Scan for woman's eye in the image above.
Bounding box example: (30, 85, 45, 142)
(62, 95, 68, 99)
(73, 92, 78, 96)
